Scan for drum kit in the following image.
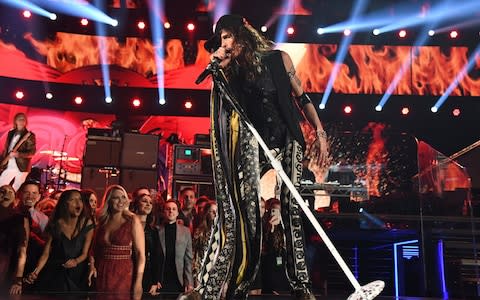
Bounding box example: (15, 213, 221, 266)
(39, 150, 80, 190)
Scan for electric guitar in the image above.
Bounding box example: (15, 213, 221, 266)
(0, 131, 32, 172)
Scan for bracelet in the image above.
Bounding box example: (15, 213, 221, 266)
(316, 129, 327, 139)
(295, 92, 312, 107)
(14, 277, 23, 285)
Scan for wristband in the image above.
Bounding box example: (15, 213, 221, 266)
(316, 129, 327, 139)
(295, 92, 312, 107)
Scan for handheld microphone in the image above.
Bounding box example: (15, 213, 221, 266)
(195, 49, 232, 85)
(195, 57, 221, 85)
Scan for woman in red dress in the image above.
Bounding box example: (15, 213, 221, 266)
(89, 185, 145, 299)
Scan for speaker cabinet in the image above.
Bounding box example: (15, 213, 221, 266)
(81, 166, 120, 199)
(83, 139, 121, 167)
(121, 133, 159, 169)
(173, 145, 212, 176)
(120, 168, 158, 193)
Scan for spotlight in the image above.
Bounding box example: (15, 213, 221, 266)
(111, 19, 118, 27)
(287, 26, 295, 35)
(184, 101, 193, 109)
(401, 107, 410, 115)
(15, 91, 24, 99)
(74, 96, 83, 105)
(187, 23, 195, 31)
(399, 30, 407, 38)
(319, 103, 325, 110)
(137, 21, 146, 30)
(45, 92, 53, 100)
(132, 98, 141, 107)
(452, 108, 461, 117)
(449, 30, 458, 39)
(22, 10, 31, 18)
(431, 106, 438, 113)
(317, 28, 325, 35)
(159, 98, 166, 105)
(164, 22, 171, 29)
(344, 105, 352, 114)
(428, 30, 435, 36)
(80, 18, 89, 26)
(373, 29, 380, 36)
(49, 13, 57, 20)
(105, 96, 112, 103)
(343, 29, 351, 36)
(261, 25, 267, 33)
(375, 105, 382, 112)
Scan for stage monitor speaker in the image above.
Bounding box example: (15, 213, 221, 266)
(81, 166, 120, 200)
(121, 133, 159, 169)
(172, 177, 214, 200)
(84, 139, 121, 167)
(120, 168, 158, 194)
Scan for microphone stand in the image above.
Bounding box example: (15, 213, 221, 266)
(209, 65, 383, 300)
(57, 135, 67, 190)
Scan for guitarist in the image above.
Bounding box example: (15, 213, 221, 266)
(0, 113, 36, 191)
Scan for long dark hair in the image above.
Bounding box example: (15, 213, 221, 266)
(223, 23, 274, 82)
(131, 193, 156, 228)
(48, 189, 87, 238)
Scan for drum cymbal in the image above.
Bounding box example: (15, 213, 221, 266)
(40, 150, 68, 156)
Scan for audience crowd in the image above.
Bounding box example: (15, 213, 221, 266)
(0, 181, 297, 298)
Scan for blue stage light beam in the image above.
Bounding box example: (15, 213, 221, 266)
(29, 0, 117, 26)
(93, 0, 111, 103)
(149, 0, 166, 105)
(378, 0, 480, 34)
(432, 43, 480, 112)
(0, 0, 57, 20)
(437, 240, 449, 299)
(274, 0, 294, 44)
(434, 18, 480, 34)
(213, 0, 231, 24)
(320, 0, 368, 110)
(376, 10, 446, 111)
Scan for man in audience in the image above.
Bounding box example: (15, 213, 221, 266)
(178, 187, 197, 229)
(159, 200, 193, 295)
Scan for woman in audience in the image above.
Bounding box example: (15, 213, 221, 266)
(0, 185, 29, 295)
(80, 189, 97, 224)
(192, 201, 217, 287)
(131, 192, 162, 296)
(24, 189, 94, 292)
(89, 185, 145, 299)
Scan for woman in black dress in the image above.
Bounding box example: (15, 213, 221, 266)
(131, 192, 162, 296)
(25, 189, 94, 292)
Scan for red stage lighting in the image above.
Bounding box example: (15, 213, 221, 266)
(450, 30, 458, 39)
(15, 91, 24, 99)
(343, 105, 352, 114)
(184, 101, 193, 109)
(137, 21, 146, 30)
(287, 26, 295, 35)
(132, 98, 141, 107)
(401, 107, 410, 115)
(23, 10, 32, 18)
(164, 22, 171, 29)
(399, 30, 407, 38)
(187, 23, 195, 31)
(80, 18, 89, 26)
(74, 96, 83, 104)
(452, 108, 461, 117)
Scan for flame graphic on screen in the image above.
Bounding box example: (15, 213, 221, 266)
(364, 122, 387, 197)
(24, 32, 187, 76)
(296, 44, 480, 96)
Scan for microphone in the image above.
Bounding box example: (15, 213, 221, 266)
(195, 57, 221, 85)
(195, 49, 232, 85)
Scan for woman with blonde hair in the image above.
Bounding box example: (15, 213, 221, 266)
(89, 185, 145, 299)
